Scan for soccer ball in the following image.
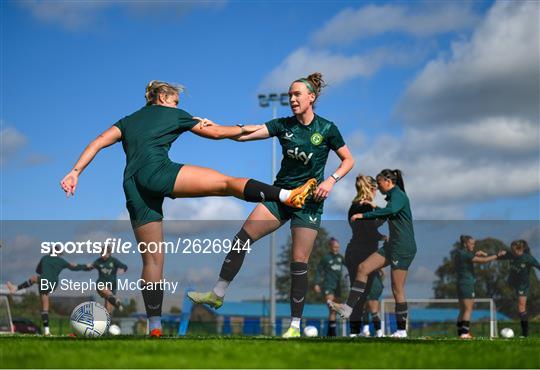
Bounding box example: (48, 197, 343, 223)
(500, 328, 514, 338)
(70, 301, 110, 337)
(108, 324, 121, 336)
(303, 325, 318, 337)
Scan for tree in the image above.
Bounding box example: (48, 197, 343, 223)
(276, 227, 348, 303)
(433, 237, 540, 318)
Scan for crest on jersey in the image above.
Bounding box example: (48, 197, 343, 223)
(310, 132, 323, 146)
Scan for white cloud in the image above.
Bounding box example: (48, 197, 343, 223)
(324, 1, 540, 220)
(408, 265, 436, 284)
(259, 47, 418, 92)
(397, 1, 539, 126)
(163, 197, 245, 220)
(313, 3, 479, 46)
(0, 126, 27, 165)
(17, 0, 226, 31)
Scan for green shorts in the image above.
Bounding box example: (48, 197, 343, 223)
(509, 280, 529, 297)
(367, 276, 383, 300)
(322, 285, 341, 298)
(262, 200, 323, 231)
(38, 277, 56, 294)
(457, 281, 475, 299)
(377, 244, 416, 270)
(123, 160, 182, 228)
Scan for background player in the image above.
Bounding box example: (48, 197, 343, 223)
(454, 235, 503, 339)
(330, 169, 416, 338)
(7, 252, 87, 336)
(343, 174, 386, 337)
(188, 73, 355, 338)
(498, 239, 540, 337)
(86, 245, 128, 314)
(60, 80, 316, 337)
(314, 237, 344, 337)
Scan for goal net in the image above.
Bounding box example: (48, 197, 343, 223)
(0, 295, 14, 334)
(380, 298, 498, 338)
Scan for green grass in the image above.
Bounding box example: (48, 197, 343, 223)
(1, 336, 539, 368)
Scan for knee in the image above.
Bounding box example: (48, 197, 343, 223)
(291, 252, 309, 263)
(356, 263, 368, 278)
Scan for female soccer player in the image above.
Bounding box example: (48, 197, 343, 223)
(454, 235, 503, 338)
(86, 245, 128, 314)
(329, 169, 415, 338)
(499, 239, 540, 337)
(60, 81, 317, 337)
(343, 174, 387, 337)
(188, 73, 355, 338)
(7, 253, 87, 336)
(314, 237, 344, 337)
(365, 269, 385, 337)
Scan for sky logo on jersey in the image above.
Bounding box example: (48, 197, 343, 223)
(287, 147, 313, 165)
(310, 132, 323, 145)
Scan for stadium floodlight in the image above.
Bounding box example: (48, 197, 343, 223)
(257, 92, 288, 336)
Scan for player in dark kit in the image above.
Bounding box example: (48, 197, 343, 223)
(60, 81, 317, 337)
(454, 235, 503, 339)
(498, 239, 540, 337)
(343, 174, 386, 337)
(314, 238, 344, 336)
(7, 253, 87, 336)
(86, 246, 128, 314)
(330, 169, 415, 338)
(188, 73, 355, 338)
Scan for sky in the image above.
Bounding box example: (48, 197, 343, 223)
(1, 0, 539, 308)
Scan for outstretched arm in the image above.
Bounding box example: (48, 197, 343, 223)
(190, 118, 267, 140)
(313, 145, 355, 202)
(60, 126, 121, 197)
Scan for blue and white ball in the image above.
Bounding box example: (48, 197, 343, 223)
(70, 301, 110, 337)
(303, 325, 318, 337)
(500, 327, 514, 339)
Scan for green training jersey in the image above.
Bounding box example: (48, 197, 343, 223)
(114, 105, 198, 180)
(500, 253, 540, 286)
(454, 249, 475, 284)
(265, 115, 345, 189)
(315, 252, 344, 289)
(36, 255, 85, 282)
(362, 187, 417, 253)
(92, 257, 128, 283)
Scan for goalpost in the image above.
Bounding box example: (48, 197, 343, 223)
(0, 295, 14, 334)
(380, 298, 498, 338)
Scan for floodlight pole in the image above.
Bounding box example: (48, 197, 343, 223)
(258, 92, 288, 336)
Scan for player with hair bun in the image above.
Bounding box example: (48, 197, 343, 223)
(188, 73, 355, 338)
(60, 80, 317, 337)
(329, 169, 416, 338)
(498, 239, 540, 337)
(454, 235, 503, 339)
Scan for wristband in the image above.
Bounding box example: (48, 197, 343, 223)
(331, 173, 341, 182)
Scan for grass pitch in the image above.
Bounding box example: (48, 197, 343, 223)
(1, 336, 539, 368)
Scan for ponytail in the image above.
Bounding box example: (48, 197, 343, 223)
(377, 169, 405, 192)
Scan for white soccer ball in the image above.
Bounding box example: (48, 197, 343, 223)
(500, 328, 514, 338)
(303, 325, 318, 337)
(108, 324, 121, 336)
(70, 301, 110, 337)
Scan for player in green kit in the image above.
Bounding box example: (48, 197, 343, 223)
(498, 239, 540, 337)
(7, 253, 87, 336)
(360, 269, 385, 337)
(188, 73, 355, 338)
(314, 238, 344, 336)
(60, 81, 317, 337)
(86, 245, 128, 314)
(329, 169, 416, 338)
(454, 235, 503, 339)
